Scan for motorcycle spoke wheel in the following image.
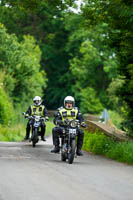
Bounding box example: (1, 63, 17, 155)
(32, 128, 38, 148)
(33, 142, 36, 147)
(68, 139, 76, 164)
(61, 152, 67, 162)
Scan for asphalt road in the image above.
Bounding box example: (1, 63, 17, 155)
(0, 136, 133, 200)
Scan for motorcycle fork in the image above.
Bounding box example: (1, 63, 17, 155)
(67, 134, 72, 154)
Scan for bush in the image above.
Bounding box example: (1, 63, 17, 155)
(108, 110, 123, 129)
(0, 84, 14, 125)
(0, 124, 25, 141)
(83, 131, 133, 164)
(106, 142, 133, 164)
(83, 131, 108, 154)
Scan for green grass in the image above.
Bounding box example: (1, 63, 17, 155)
(0, 124, 25, 142)
(45, 118, 55, 136)
(83, 130, 133, 164)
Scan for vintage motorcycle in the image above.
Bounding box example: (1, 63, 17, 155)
(23, 113, 47, 147)
(60, 119, 80, 164)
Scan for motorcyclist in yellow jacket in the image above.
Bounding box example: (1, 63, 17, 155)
(24, 96, 48, 141)
(51, 96, 86, 156)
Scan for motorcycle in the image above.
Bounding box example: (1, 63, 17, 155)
(23, 112, 47, 147)
(60, 119, 80, 164)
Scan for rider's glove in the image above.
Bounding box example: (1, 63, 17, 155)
(56, 120, 63, 126)
(81, 122, 87, 128)
(64, 118, 69, 125)
(25, 114, 29, 119)
(45, 116, 49, 121)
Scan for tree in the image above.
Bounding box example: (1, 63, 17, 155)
(0, 23, 47, 107)
(0, 0, 78, 108)
(81, 0, 133, 134)
(0, 71, 14, 125)
(67, 18, 118, 112)
(80, 87, 103, 114)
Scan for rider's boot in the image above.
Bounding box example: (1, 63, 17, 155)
(51, 130, 60, 153)
(76, 130, 84, 156)
(41, 135, 46, 141)
(76, 149, 83, 156)
(51, 136, 60, 153)
(51, 145, 60, 153)
(23, 133, 30, 140)
(41, 126, 46, 141)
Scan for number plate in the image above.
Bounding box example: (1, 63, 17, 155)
(69, 129, 76, 134)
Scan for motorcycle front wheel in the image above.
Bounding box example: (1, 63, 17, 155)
(68, 139, 76, 164)
(32, 128, 38, 147)
(61, 152, 67, 162)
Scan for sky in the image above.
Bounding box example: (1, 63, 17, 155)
(69, 0, 83, 13)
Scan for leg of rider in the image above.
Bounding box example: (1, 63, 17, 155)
(53, 127, 60, 146)
(41, 122, 46, 141)
(77, 129, 84, 156)
(24, 120, 31, 139)
(51, 127, 62, 153)
(52, 128, 57, 146)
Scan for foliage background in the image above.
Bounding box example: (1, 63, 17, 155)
(0, 0, 133, 138)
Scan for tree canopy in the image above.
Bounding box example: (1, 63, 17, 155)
(0, 0, 133, 135)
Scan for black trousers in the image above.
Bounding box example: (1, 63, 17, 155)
(52, 126, 84, 150)
(26, 119, 46, 138)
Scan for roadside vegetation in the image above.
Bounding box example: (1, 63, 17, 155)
(108, 110, 124, 130)
(83, 131, 133, 165)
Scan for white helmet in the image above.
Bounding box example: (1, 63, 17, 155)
(33, 96, 42, 106)
(64, 96, 75, 109)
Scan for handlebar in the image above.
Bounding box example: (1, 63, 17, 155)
(22, 113, 48, 121)
(62, 119, 80, 128)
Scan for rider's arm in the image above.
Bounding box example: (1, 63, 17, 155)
(43, 107, 48, 118)
(53, 111, 63, 125)
(77, 109, 86, 128)
(25, 106, 32, 117)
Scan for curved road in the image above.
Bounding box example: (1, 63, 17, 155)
(0, 136, 133, 200)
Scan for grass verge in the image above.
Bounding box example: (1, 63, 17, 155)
(83, 130, 133, 165)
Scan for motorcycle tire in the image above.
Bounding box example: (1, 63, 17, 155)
(68, 139, 76, 164)
(61, 152, 67, 162)
(32, 128, 38, 148)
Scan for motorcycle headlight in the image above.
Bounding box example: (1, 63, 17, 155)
(70, 120, 77, 128)
(35, 116, 40, 122)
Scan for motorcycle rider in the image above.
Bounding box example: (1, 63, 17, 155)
(51, 96, 86, 156)
(24, 96, 49, 141)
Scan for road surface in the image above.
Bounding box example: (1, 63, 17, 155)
(0, 136, 133, 200)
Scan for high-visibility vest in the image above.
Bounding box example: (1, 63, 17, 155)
(31, 105, 45, 116)
(59, 107, 78, 122)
